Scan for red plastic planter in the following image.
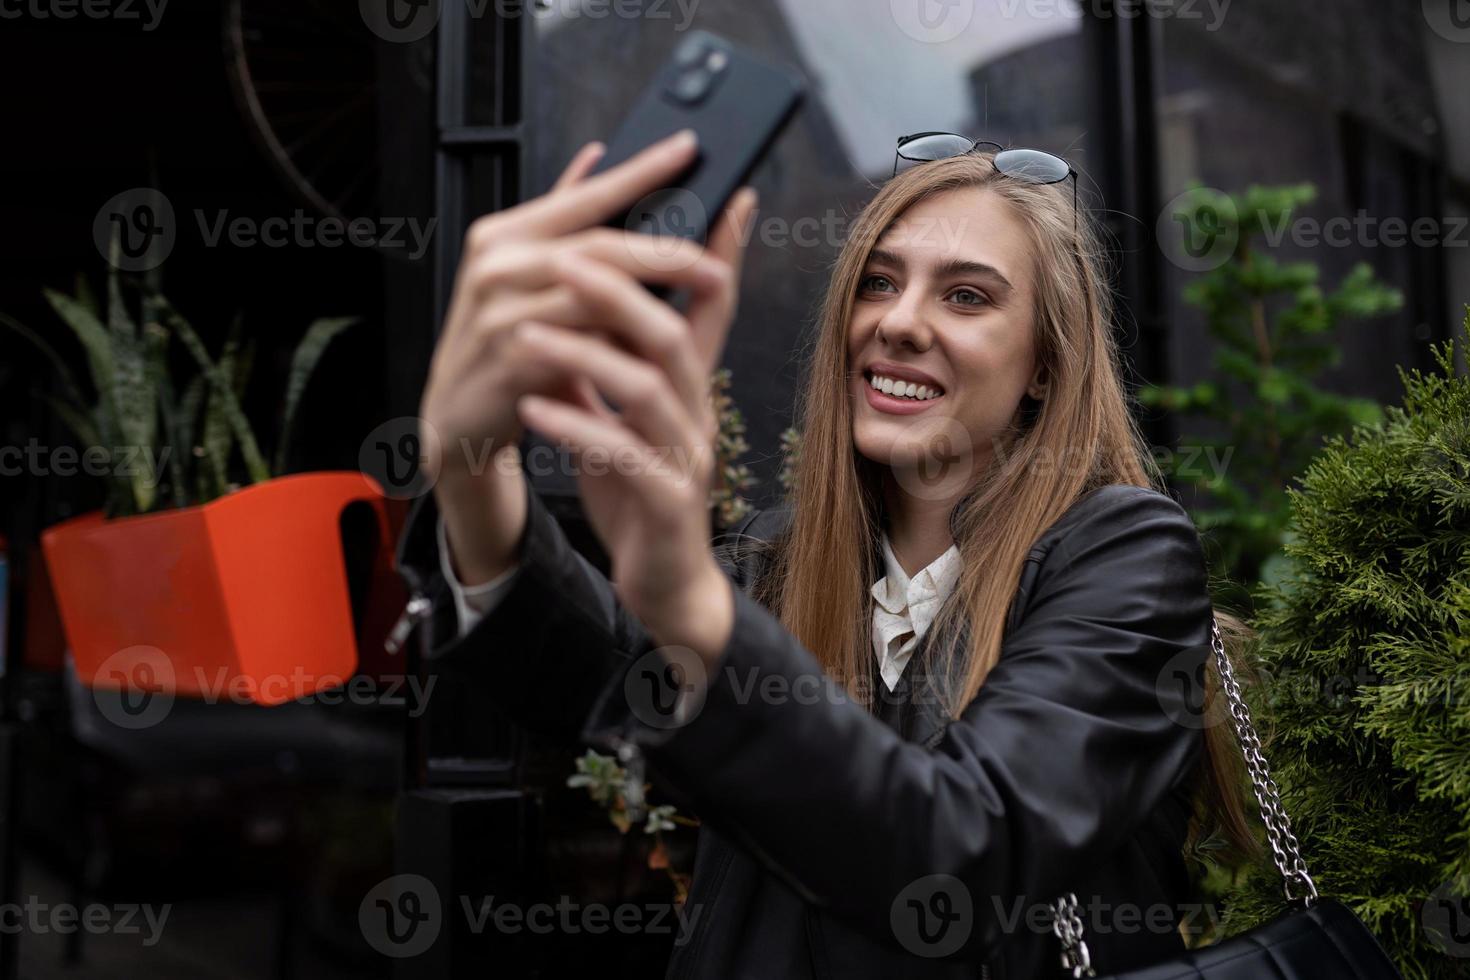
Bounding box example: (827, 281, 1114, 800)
(42, 472, 404, 707)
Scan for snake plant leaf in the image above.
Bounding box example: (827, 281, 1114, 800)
(234, 337, 257, 400)
(0, 311, 91, 412)
(200, 391, 231, 497)
(200, 315, 248, 497)
(42, 288, 113, 406)
(41, 287, 120, 451)
(177, 373, 206, 458)
(110, 331, 155, 512)
(161, 302, 270, 488)
(105, 232, 136, 342)
(144, 321, 187, 509)
(74, 272, 99, 319)
(274, 316, 358, 474)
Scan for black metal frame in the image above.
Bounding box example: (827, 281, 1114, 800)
(1086, 0, 1172, 454)
(432, 1, 535, 330)
(392, 7, 538, 977)
(412, 0, 536, 790)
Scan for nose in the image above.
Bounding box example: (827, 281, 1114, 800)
(875, 290, 934, 352)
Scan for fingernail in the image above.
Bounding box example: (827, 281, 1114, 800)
(668, 128, 698, 151)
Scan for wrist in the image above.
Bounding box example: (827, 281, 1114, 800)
(433, 446, 526, 587)
(648, 558, 735, 669)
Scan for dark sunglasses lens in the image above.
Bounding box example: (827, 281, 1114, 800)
(898, 133, 974, 163)
(993, 148, 1070, 183)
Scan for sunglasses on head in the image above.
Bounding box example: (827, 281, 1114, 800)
(892, 133, 1078, 230)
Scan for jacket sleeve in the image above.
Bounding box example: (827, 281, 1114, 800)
(580, 485, 1212, 960)
(436, 516, 521, 636)
(393, 467, 764, 745)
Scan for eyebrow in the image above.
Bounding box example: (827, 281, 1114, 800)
(865, 247, 1014, 292)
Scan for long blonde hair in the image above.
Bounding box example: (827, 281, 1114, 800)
(755, 152, 1255, 860)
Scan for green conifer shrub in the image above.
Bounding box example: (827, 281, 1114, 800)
(1220, 318, 1470, 979)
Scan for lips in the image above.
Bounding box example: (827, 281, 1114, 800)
(863, 361, 945, 395)
(860, 372, 945, 416)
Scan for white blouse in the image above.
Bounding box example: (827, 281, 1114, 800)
(439, 517, 963, 693)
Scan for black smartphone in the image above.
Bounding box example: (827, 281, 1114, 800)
(588, 30, 805, 247)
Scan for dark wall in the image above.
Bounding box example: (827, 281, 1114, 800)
(1156, 0, 1456, 404)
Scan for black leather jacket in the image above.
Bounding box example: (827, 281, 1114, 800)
(395, 472, 1214, 979)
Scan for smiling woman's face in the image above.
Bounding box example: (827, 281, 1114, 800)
(847, 185, 1046, 486)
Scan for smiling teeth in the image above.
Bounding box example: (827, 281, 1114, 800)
(869, 373, 941, 400)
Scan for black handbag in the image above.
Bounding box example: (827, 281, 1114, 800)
(1046, 617, 1405, 979)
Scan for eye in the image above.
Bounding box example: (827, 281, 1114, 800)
(948, 287, 989, 308)
(859, 273, 895, 295)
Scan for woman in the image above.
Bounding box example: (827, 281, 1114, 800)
(396, 129, 1254, 978)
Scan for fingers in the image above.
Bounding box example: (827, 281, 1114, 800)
(546, 253, 712, 427)
(459, 229, 728, 297)
(446, 245, 718, 428)
(566, 373, 618, 424)
(551, 141, 607, 192)
(686, 186, 758, 371)
(489, 130, 699, 244)
(516, 395, 653, 493)
(707, 186, 759, 281)
(513, 322, 703, 459)
(517, 394, 632, 455)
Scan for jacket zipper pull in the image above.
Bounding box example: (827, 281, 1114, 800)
(385, 592, 433, 655)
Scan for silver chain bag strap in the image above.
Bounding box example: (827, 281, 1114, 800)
(1046, 616, 1401, 980)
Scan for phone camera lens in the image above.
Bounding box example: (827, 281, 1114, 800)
(669, 69, 711, 104)
(674, 37, 709, 68)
